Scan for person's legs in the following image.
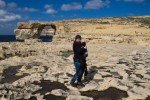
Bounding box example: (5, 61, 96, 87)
(77, 66, 84, 83)
(71, 61, 80, 83)
(84, 65, 88, 77)
(77, 68, 85, 86)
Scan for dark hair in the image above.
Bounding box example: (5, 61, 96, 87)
(82, 42, 86, 46)
(75, 35, 81, 40)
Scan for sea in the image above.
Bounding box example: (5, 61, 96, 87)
(0, 35, 53, 42)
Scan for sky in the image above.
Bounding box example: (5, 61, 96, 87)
(0, 0, 150, 35)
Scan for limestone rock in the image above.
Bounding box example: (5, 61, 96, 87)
(80, 81, 98, 91)
(14, 28, 41, 41)
(0, 47, 4, 60)
(51, 89, 68, 97)
(66, 95, 93, 100)
(17, 22, 41, 29)
(68, 90, 81, 96)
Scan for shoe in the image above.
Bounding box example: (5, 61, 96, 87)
(77, 82, 85, 87)
(70, 82, 77, 87)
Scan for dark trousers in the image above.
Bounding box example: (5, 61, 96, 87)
(77, 62, 88, 82)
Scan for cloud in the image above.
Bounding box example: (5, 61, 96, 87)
(0, 9, 7, 16)
(0, 14, 21, 22)
(0, 1, 21, 22)
(61, 2, 82, 11)
(44, 4, 52, 9)
(44, 4, 57, 14)
(0, 1, 37, 34)
(4, 1, 38, 13)
(23, 7, 38, 12)
(117, 0, 144, 2)
(46, 8, 57, 14)
(0, 9, 21, 22)
(84, 0, 110, 10)
(7, 2, 17, 9)
(0, 0, 6, 8)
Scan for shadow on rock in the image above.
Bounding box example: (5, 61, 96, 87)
(66, 73, 73, 77)
(84, 66, 98, 83)
(81, 87, 128, 100)
(0, 65, 28, 84)
(44, 94, 66, 100)
(146, 96, 150, 100)
(33, 80, 69, 95)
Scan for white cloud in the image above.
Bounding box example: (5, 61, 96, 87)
(0, 9, 6, 16)
(0, 0, 6, 8)
(44, 4, 57, 14)
(7, 2, 17, 9)
(23, 7, 38, 12)
(5, 1, 38, 13)
(84, 0, 110, 10)
(44, 4, 52, 9)
(61, 2, 82, 11)
(16, 7, 38, 12)
(0, 14, 21, 22)
(46, 8, 57, 14)
(0, 9, 21, 22)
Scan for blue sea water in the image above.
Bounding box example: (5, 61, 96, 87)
(0, 35, 16, 42)
(0, 35, 53, 42)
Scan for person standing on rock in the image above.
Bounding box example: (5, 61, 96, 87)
(70, 35, 85, 87)
(77, 42, 88, 82)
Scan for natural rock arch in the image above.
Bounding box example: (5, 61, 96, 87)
(39, 24, 57, 36)
(14, 22, 61, 41)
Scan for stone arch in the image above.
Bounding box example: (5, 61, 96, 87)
(40, 24, 57, 35)
(14, 22, 60, 41)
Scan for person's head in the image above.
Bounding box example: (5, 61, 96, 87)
(75, 35, 81, 42)
(82, 42, 86, 47)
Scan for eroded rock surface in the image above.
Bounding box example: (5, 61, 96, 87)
(0, 16, 150, 100)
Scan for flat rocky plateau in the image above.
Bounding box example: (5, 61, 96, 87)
(0, 17, 150, 100)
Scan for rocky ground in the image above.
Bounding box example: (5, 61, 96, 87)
(0, 17, 150, 100)
(0, 41, 149, 100)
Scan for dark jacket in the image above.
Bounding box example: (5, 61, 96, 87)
(82, 47, 88, 63)
(73, 41, 84, 62)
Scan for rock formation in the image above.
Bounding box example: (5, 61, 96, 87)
(14, 22, 66, 41)
(0, 16, 150, 100)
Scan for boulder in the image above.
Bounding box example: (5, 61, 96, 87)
(68, 90, 81, 95)
(51, 89, 68, 97)
(14, 28, 41, 41)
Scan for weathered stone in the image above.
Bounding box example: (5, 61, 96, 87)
(51, 89, 68, 97)
(66, 95, 93, 100)
(14, 22, 65, 41)
(18, 22, 41, 29)
(0, 47, 4, 60)
(14, 29, 41, 41)
(68, 90, 81, 96)
(80, 81, 99, 91)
